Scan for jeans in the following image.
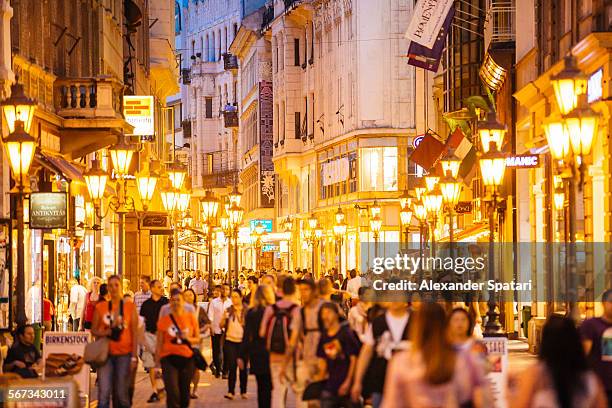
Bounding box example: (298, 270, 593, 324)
(161, 356, 195, 408)
(223, 340, 247, 394)
(212, 334, 223, 374)
(371, 392, 383, 408)
(97, 353, 132, 408)
(270, 359, 305, 408)
(320, 391, 356, 408)
(255, 373, 272, 408)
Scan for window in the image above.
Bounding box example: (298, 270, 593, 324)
(360, 147, 398, 191)
(205, 97, 213, 118)
(318, 141, 358, 199)
(294, 111, 301, 139)
(294, 38, 300, 66)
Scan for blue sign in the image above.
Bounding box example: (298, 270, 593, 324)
(262, 244, 278, 252)
(250, 219, 273, 233)
(413, 135, 424, 148)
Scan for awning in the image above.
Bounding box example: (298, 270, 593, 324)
(439, 223, 490, 243)
(35, 152, 85, 183)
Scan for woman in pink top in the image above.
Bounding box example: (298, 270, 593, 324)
(381, 303, 488, 408)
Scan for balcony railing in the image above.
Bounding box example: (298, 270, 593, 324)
(223, 107, 239, 128)
(223, 53, 239, 72)
(490, 0, 515, 42)
(284, 0, 300, 11)
(201, 169, 239, 189)
(262, 6, 274, 30)
(55, 77, 123, 119)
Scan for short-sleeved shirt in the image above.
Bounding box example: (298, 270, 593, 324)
(157, 313, 197, 359)
(140, 296, 169, 333)
(291, 299, 323, 360)
(159, 302, 196, 319)
(580, 317, 612, 390)
(260, 300, 300, 360)
(316, 323, 360, 394)
(94, 300, 136, 356)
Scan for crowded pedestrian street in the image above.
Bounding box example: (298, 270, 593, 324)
(1, 0, 612, 407)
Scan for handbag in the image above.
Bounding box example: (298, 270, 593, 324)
(83, 337, 109, 368)
(302, 380, 325, 401)
(169, 314, 208, 371)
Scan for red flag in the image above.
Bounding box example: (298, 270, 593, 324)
(410, 132, 445, 170)
(445, 127, 473, 159)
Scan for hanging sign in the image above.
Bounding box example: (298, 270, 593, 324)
(123, 95, 155, 136)
(29, 193, 68, 230)
(482, 337, 509, 408)
(505, 154, 541, 168)
(454, 201, 473, 214)
(405, 0, 455, 48)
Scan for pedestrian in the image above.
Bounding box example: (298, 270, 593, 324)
(163, 270, 174, 295)
(69, 278, 88, 331)
(380, 303, 487, 408)
(259, 276, 300, 408)
(182, 288, 208, 399)
(284, 278, 324, 407)
(345, 270, 361, 304)
(92, 275, 139, 408)
(184, 270, 194, 289)
(447, 307, 479, 352)
(244, 275, 259, 305)
(156, 288, 200, 408)
(43, 294, 54, 332)
(221, 288, 248, 400)
(347, 287, 371, 343)
(3, 325, 41, 378)
(351, 295, 410, 407)
(513, 314, 608, 408)
(99, 283, 109, 301)
(188, 271, 207, 302)
(159, 283, 196, 318)
(209, 284, 231, 378)
(580, 288, 612, 404)
(134, 275, 152, 314)
(315, 302, 360, 408)
(82, 277, 102, 331)
(239, 284, 275, 408)
(139, 279, 169, 403)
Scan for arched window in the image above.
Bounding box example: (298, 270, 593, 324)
(175, 1, 181, 33)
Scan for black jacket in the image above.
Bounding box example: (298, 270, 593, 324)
(239, 306, 270, 375)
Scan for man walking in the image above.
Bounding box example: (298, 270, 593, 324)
(209, 284, 231, 378)
(189, 271, 207, 301)
(69, 279, 87, 331)
(133, 276, 151, 314)
(139, 279, 168, 403)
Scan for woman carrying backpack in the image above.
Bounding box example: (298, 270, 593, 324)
(221, 288, 248, 400)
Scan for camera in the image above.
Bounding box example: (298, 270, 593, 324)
(109, 325, 124, 341)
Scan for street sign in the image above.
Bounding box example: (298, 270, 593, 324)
(454, 201, 473, 214)
(505, 154, 541, 168)
(140, 212, 171, 234)
(29, 193, 68, 230)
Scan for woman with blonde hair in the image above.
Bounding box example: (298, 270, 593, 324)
(239, 284, 275, 407)
(82, 277, 102, 331)
(381, 303, 488, 408)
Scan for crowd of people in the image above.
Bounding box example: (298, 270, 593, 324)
(2, 266, 611, 408)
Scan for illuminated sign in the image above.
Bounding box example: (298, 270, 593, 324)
(29, 193, 68, 230)
(454, 201, 473, 214)
(250, 219, 273, 233)
(123, 96, 155, 136)
(588, 68, 603, 103)
(505, 154, 541, 168)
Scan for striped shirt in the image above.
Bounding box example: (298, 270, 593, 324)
(133, 290, 151, 314)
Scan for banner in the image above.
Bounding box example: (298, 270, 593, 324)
(482, 337, 508, 408)
(405, 0, 454, 48)
(322, 157, 350, 186)
(407, 7, 454, 72)
(43, 332, 91, 407)
(29, 193, 68, 230)
(259, 81, 275, 208)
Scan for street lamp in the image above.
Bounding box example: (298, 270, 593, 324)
(550, 55, 587, 115)
(160, 184, 180, 212)
(400, 206, 413, 246)
(423, 185, 443, 258)
(413, 199, 428, 271)
(200, 190, 219, 292)
(479, 141, 507, 336)
(564, 95, 598, 158)
(399, 189, 412, 210)
(478, 111, 507, 153)
(425, 173, 439, 192)
(440, 170, 462, 256)
(542, 116, 571, 161)
(166, 160, 187, 190)
(370, 200, 381, 218)
(369, 215, 382, 259)
(228, 185, 242, 206)
(333, 219, 347, 276)
(1, 81, 37, 326)
(136, 167, 158, 211)
(307, 214, 319, 276)
(228, 201, 244, 287)
(440, 150, 462, 179)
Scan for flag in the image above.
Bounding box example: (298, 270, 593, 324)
(445, 126, 472, 159)
(405, 0, 455, 48)
(407, 7, 455, 72)
(409, 131, 445, 170)
(458, 147, 478, 184)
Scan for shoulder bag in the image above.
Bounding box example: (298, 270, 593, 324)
(169, 313, 208, 371)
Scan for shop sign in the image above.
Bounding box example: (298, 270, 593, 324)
(250, 219, 273, 233)
(322, 157, 350, 186)
(123, 95, 155, 136)
(412, 134, 424, 148)
(262, 244, 278, 252)
(43, 331, 91, 406)
(482, 337, 509, 408)
(140, 212, 171, 234)
(259, 81, 275, 208)
(505, 154, 540, 168)
(588, 68, 603, 103)
(29, 192, 68, 230)
(454, 201, 472, 214)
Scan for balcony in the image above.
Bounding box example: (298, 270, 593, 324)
(55, 76, 124, 119)
(490, 1, 515, 43)
(223, 53, 239, 73)
(201, 169, 239, 189)
(262, 6, 274, 30)
(284, 0, 300, 11)
(223, 106, 239, 128)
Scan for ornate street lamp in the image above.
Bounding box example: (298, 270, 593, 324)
(166, 160, 187, 190)
(553, 186, 565, 212)
(161, 185, 180, 212)
(1, 80, 36, 133)
(440, 171, 462, 257)
(370, 200, 381, 218)
(369, 214, 383, 259)
(1, 79, 36, 326)
(228, 201, 244, 287)
(200, 190, 219, 292)
(283, 216, 293, 232)
(308, 213, 319, 230)
(109, 136, 136, 178)
(440, 150, 462, 179)
(136, 167, 158, 211)
(399, 189, 412, 209)
(550, 55, 587, 115)
(542, 116, 571, 161)
(333, 219, 347, 276)
(478, 111, 507, 153)
(479, 143, 507, 188)
(228, 185, 242, 206)
(177, 188, 192, 213)
(425, 173, 439, 192)
(423, 185, 443, 258)
(564, 95, 599, 158)
(413, 198, 428, 272)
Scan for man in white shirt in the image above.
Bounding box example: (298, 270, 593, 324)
(69, 279, 87, 330)
(208, 284, 231, 378)
(162, 270, 173, 295)
(188, 270, 207, 301)
(346, 269, 362, 301)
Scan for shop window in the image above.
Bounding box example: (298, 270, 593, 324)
(360, 147, 398, 192)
